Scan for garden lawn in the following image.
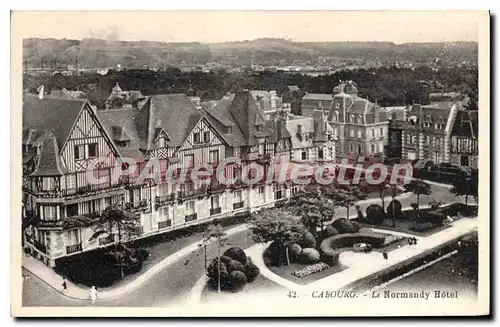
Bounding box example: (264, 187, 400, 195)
(267, 261, 347, 286)
(200, 273, 285, 303)
(92, 222, 248, 290)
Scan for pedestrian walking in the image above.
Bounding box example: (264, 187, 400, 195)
(412, 237, 418, 246)
(62, 277, 67, 291)
(407, 238, 413, 246)
(89, 286, 98, 305)
(382, 251, 388, 265)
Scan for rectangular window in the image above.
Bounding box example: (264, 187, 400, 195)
(370, 144, 375, 153)
(349, 129, 354, 137)
(372, 129, 376, 138)
(42, 178, 54, 191)
(185, 154, 194, 168)
(68, 229, 80, 245)
(258, 186, 265, 202)
(301, 150, 307, 160)
(211, 195, 220, 209)
(380, 128, 384, 136)
(234, 190, 242, 203)
(193, 132, 200, 144)
(88, 143, 98, 158)
(209, 150, 219, 164)
(74, 145, 85, 160)
(318, 148, 324, 159)
(185, 201, 195, 215)
(158, 137, 165, 148)
(42, 206, 57, 221)
(203, 131, 210, 143)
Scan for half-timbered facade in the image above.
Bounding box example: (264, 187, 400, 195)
(22, 89, 329, 267)
(450, 110, 478, 168)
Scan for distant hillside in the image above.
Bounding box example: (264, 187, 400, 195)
(22, 37, 478, 69)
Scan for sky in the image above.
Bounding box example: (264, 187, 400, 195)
(13, 11, 479, 43)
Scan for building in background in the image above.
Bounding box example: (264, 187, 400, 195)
(450, 109, 478, 168)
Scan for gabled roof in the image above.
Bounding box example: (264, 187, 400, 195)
(452, 110, 478, 138)
(228, 91, 273, 146)
(201, 95, 247, 147)
(135, 94, 202, 150)
(30, 133, 68, 177)
(23, 94, 88, 148)
(97, 108, 145, 161)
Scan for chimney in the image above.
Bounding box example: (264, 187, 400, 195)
(270, 90, 277, 108)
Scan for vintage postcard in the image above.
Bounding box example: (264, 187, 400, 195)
(11, 11, 490, 317)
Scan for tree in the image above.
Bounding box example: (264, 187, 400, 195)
(329, 183, 366, 220)
(204, 224, 229, 293)
(196, 222, 227, 274)
(404, 180, 432, 209)
(283, 185, 335, 235)
(98, 204, 140, 278)
(387, 183, 399, 227)
(450, 175, 478, 206)
(250, 210, 303, 266)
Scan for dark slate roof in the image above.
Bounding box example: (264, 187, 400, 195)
(135, 94, 202, 150)
(23, 94, 87, 148)
(250, 90, 281, 112)
(452, 110, 478, 138)
(96, 109, 145, 161)
(228, 91, 274, 146)
(30, 133, 68, 176)
(201, 96, 247, 147)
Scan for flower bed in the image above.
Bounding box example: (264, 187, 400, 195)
(383, 235, 405, 247)
(292, 262, 330, 278)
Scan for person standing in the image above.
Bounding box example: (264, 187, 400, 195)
(62, 277, 67, 291)
(89, 286, 98, 305)
(382, 251, 388, 265)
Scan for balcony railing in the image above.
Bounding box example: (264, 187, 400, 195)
(185, 213, 198, 223)
(125, 200, 149, 211)
(155, 194, 175, 208)
(66, 243, 82, 255)
(179, 186, 207, 200)
(210, 207, 222, 215)
(27, 181, 122, 198)
(82, 211, 101, 219)
(233, 201, 244, 210)
(208, 181, 226, 194)
(158, 220, 172, 229)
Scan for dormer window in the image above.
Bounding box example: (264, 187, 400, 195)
(226, 126, 232, 134)
(255, 124, 263, 132)
(158, 137, 166, 148)
(335, 103, 340, 109)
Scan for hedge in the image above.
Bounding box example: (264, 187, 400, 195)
(288, 243, 303, 262)
(226, 259, 245, 273)
(320, 232, 386, 266)
(244, 260, 260, 283)
(230, 271, 247, 290)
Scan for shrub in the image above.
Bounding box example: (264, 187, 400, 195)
(244, 261, 260, 282)
(227, 259, 245, 273)
(220, 255, 233, 267)
(136, 248, 150, 262)
(230, 271, 247, 290)
(223, 247, 247, 265)
(299, 231, 316, 248)
(299, 248, 320, 264)
(387, 200, 403, 217)
(366, 204, 386, 225)
(207, 258, 230, 288)
(264, 241, 282, 266)
(332, 218, 359, 234)
(288, 243, 303, 262)
(323, 225, 339, 238)
(292, 262, 330, 278)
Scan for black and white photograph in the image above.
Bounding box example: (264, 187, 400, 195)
(10, 10, 489, 317)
